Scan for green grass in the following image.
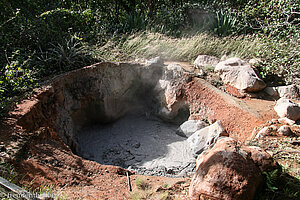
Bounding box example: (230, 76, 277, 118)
(135, 177, 149, 190)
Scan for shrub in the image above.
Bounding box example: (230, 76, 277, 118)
(35, 34, 95, 75)
(0, 50, 35, 114)
(136, 177, 149, 190)
(214, 9, 238, 36)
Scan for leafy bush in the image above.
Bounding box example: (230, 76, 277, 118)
(150, 5, 186, 36)
(241, 0, 299, 36)
(214, 9, 238, 36)
(0, 50, 35, 114)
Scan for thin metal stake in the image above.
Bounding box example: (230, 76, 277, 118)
(126, 172, 132, 192)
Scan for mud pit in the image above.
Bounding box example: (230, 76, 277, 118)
(15, 61, 200, 177)
(67, 62, 197, 176)
(77, 113, 196, 177)
(12, 61, 275, 186)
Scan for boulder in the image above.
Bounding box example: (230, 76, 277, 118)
(193, 55, 220, 69)
(277, 84, 300, 100)
(190, 137, 277, 200)
(274, 98, 300, 121)
(187, 121, 225, 156)
(215, 57, 266, 92)
(264, 85, 300, 100)
(176, 120, 208, 138)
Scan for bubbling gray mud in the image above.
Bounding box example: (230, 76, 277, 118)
(76, 113, 196, 177)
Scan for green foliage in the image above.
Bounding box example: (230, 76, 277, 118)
(150, 5, 186, 36)
(163, 183, 169, 188)
(241, 0, 299, 37)
(283, 187, 299, 199)
(35, 34, 94, 75)
(121, 13, 147, 33)
(136, 177, 149, 190)
(0, 50, 35, 114)
(0, 162, 18, 183)
(214, 9, 238, 36)
(263, 169, 279, 192)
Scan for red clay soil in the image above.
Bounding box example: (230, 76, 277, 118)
(0, 75, 277, 199)
(184, 78, 277, 142)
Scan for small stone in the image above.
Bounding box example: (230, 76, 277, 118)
(249, 58, 261, 66)
(176, 120, 208, 138)
(270, 125, 277, 132)
(264, 87, 278, 97)
(278, 117, 296, 125)
(167, 63, 182, 71)
(220, 55, 227, 61)
(145, 56, 163, 66)
(255, 127, 272, 139)
(266, 150, 274, 157)
(166, 168, 174, 174)
(277, 125, 293, 136)
(187, 121, 225, 156)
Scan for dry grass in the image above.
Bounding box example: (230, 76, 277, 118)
(95, 31, 299, 85)
(97, 32, 264, 62)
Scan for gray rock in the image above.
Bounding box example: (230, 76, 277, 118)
(187, 121, 225, 156)
(264, 87, 278, 97)
(264, 85, 300, 100)
(215, 57, 266, 92)
(166, 63, 182, 72)
(274, 98, 300, 121)
(176, 120, 208, 138)
(193, 55, 220, 69)
(277, 84, 300, 100)
(278, 125, 293, 136)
